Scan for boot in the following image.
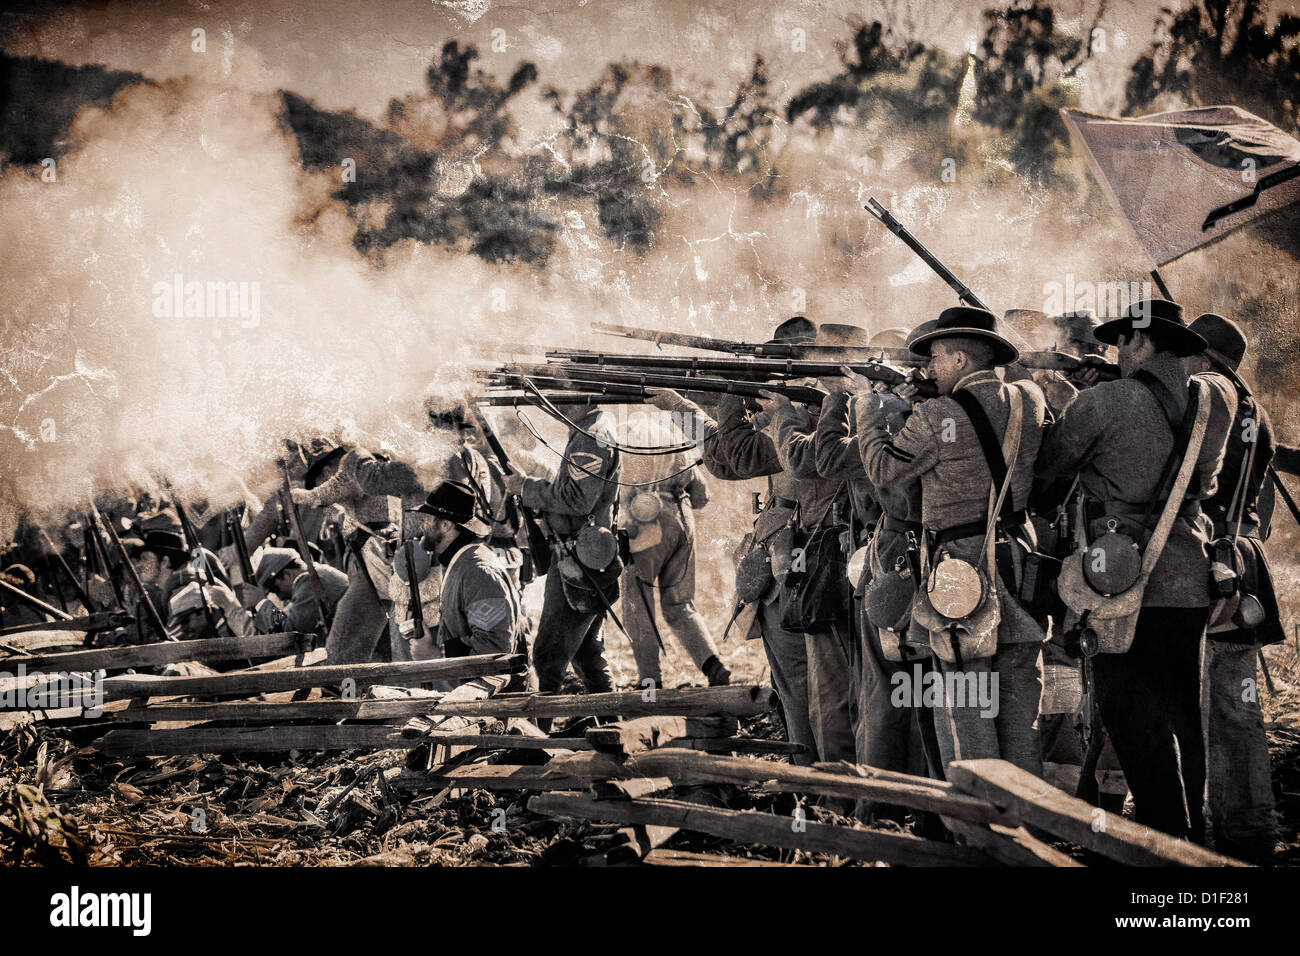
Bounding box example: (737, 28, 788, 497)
(702, 655, 731, 686)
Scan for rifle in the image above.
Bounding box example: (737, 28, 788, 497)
(477, 393, 649, 407)
(469, 405, 552, 576)
(38, 529, 92, 609)
(403, 537, 426, 645)
(85, 510, 126, 609)
(585, 328, 1099, 375)
(94, 502, 171, 641)
(590, 321, 750, 354)
(280, 463, 333, 635)
(496, 364, 838, 405)
(590, 321, 913, 361)
(174, 498, 225, 638)
(227, 505, 257, 586)
(864, 197, 991, 311)
(538, 352, 941, 397)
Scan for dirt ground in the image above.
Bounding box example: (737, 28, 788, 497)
(2, 481, 1299, 867)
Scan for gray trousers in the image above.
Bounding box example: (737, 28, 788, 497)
(805, 619, 858, 766)
(757, 601, 815, 766)
(325, 555, 390, 665)
(532, 568, 614, 695)
(1206, 639, 1277, 854)
(621, 505, 719, 684)
(931, 642, 1044, 777)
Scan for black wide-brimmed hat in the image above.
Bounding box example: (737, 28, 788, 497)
(1094, 300, 1207, 355)
(406, 480, 491, 536)
(131, 530, 188, 564)
(303, 440, 348, 490)
(1189, 313, 1247, 372)
(908, 307, 1020, 365)
(765, 315, 817, 345)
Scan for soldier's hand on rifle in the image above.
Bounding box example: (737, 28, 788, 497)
(755, 389, 791, 419)
(503, 473, 527, 497)
(838, 366, 875, 394)
(645, 387, 684, 411)
(1071, 356, 1106, 388)
(894, 368, 932, 406)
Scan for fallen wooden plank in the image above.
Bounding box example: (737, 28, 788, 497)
(942, 817, 1082, 868)
(87, 653, 524, 704)
(677, 737, 806, 756)
(644, 849, 816, 867)
(946, 759, 1247, 867)
(581, 824, 679, 866)
(0, 611, 132, 637)
(97, 725, 588, 756)
(1, 632, 306, 672)
(112, 683, 771, 723)
(529, 792, 995, 867)
(394, 763, 601, 792)
(586, 716, 739, 754)
(547, 749, 1004, 826)
(432, 685, 775, 719)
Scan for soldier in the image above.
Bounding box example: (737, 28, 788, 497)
(385, 408, 495, 664)
(406, 480, 528, 688)
(1185, 312, 1282, 861)
(502, 399, 620, 695)
(126, 530, 190, 635)
(822, 328, 944, 817)
(646, 315, 824, 765)
(847, 307, 1048, 778)
(1038, 300, 1237, 840)
(618, 409, 730, 689)
(166, 580, 235, 641)
(212, 546, 348, 639)
(752, 322, 866, 770)
(292, 444, 423, 664)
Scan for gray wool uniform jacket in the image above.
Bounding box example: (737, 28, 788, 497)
(1037, 353, 1238, 608)
(437, 542, 524, 657)
(519, 408, 620, 538)
(854, 370, 1048, 645)
(854, 370, 1047, 534)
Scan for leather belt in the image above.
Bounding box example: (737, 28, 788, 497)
(1087, 499, 1201, 522)
(769, 496, 797, 511)
(881, 515, 922, 535)
(930, 509, 1029, 547)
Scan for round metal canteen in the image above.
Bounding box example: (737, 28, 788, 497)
(846, 545, 869, 589)
(575, 525, 619, 571)
(866, 560, 915, 631)
(928, 555, 985, 620)
(394, 539, 432, 584)
(628, 492, 663, 524)
(1082, 523, 1142, 596)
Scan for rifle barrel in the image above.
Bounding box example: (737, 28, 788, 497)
(864, 197, 990, 311)
(477, 393, 648, 406)
(500, 364, 830, 405)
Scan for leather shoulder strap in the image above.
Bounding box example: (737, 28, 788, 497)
(1131, 369, 1181, 434)
(952, 388, 1013, 519)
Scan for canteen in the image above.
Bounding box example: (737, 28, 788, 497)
(1081, 520, 1142, 596)
(927, 552, 985, 620)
